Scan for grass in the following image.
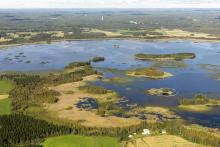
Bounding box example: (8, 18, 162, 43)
(0, 80, 13, 115)
(0, 98, 11, 115)
(87, 29, 122, 37)
(0, 80, 13, 94)
(43, 135, 120, 147)
(79, 85, 110, 94)
(126, 135, 208, 147)
(178, 105, 212, 112)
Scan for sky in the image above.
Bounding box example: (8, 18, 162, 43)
(0, 0, 220, 9)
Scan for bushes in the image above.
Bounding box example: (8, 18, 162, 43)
(79, 85, 109, 94)
(135, 53, 196, 61)
(179, 94, 210, 105)
(49, 67, 97, 85)
(92, 57, 105, 62)
(165, 120, 220, 147)
(64, 61, 91, 69)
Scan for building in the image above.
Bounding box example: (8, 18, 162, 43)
(142, 129, 150, 135)
(129, 20, 138, 25)
(161, 130, 167, 134)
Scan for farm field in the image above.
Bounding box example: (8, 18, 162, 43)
(126, 135, 209, 147)
(43, 135, 120, 147)
(0, 80, 13, 115)
(0, 80, 13, 94)
(0, 98, 11, 115)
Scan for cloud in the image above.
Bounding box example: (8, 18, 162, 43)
(0, 0, 220, 8)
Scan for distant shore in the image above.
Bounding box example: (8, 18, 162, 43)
(1, 36, 220, 49)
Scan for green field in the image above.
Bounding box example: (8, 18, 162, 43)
(0, 98, 11, 115)
(0, 80, 13, 94)
(43, 135, 120, 147)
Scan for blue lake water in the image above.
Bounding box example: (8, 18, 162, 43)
(1, 39, 220, 127)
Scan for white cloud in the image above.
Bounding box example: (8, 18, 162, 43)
(0, 0, 220, 8)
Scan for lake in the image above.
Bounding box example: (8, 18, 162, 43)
(1, 39, 220, 127)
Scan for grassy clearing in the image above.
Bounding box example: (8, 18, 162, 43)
(0, 80, 13, 115)
(154, 29, 216, 39)
(0, 80, 13, 94)
(0, 98, 11, 115)
(126, 135, 208, 147)
(88, 29, 122, 37)
(43, 135, 120, 147)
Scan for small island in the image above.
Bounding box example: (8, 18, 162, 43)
(146, 88, 177, 96)
(135, 53, 196, 61)
(178, 94, 220, 112)
(92, 56, 105, 62)
(127, 68, 173, 79)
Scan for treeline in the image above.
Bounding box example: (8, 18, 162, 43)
(165, 120, 220, 147)
(135, 52, 196, 61)
(0, 114, 163, 146)
(47, 66, 97, 85)
(179, 94, 210, 105)
(64, 61, 91, 69)
(0, 30, 107, 46)
(0, 33, 62, 45)
(1, 114, 219, 147)
(0, 62, 97, 112)
(79, 85, 109, 94)
(0, 74, 60, 111)
(0, 114, 71, 146)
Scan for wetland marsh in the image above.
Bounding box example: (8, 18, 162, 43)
(1, 39, 220, 128)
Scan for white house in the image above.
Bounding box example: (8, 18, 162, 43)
(142, 129, 150, 135)
(129, 20, 138, 25)
(161, 130, 167, 134)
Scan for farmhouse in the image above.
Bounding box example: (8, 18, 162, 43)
(142, 129, 150, 135)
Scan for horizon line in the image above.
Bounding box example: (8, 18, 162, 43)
(0, 7, 220, 9)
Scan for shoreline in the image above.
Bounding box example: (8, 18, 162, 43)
(1, 36, 220, 49)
